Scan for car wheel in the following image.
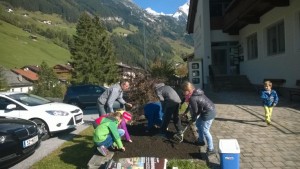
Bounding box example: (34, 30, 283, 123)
(32, 119, 50, 141)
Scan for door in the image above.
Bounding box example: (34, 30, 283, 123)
(211, 49, 228, 75)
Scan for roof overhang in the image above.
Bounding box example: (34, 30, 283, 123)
(223, 0, 290, 35)
(186, 0, 198, 33)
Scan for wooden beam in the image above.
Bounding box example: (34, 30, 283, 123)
(239, 16, 260, 24)
(264, 0, 289, 7)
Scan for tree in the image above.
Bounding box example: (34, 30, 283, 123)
(0, 67, 9, 91)
(69, 13, 119, 85)
(149, 57, 176, 81)
(30, 61, 64, 98)
(175, 63, 188, 78)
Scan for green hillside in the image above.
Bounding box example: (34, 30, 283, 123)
(0, 20, 71, 68)
(0, 0, 194, 69)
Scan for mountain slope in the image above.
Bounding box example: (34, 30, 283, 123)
(0, 20, 70, 68)
(0, 0, 193, 68)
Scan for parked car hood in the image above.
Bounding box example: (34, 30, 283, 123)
(30, 102, 81, 111)
(0, 117, 36, 133)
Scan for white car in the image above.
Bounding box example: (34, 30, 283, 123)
(0, 92, 84, 140)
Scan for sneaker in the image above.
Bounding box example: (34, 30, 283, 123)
(97, 146, 108, 156)
(196, 141, 205, 146)
(206, 149, 216, 156)
(109, 145, 117, 150)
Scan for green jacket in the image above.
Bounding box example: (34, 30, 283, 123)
(93, 117, 123, 149)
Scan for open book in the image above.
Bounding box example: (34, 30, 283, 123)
(105, 157, 167, 169)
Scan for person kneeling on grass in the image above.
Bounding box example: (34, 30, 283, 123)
(93, 112, 125, 156)
(94, 110, 133, 143)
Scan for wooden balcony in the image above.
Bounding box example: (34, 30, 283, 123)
(210, 16, 224, 30)
(223, 0, 289, 35)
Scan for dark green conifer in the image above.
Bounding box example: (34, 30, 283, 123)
(31, 61, 64, 98)
(70, 13, 119, 85)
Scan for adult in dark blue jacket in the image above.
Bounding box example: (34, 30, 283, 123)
(181, 81, 216, 155)
(144, 102, 164, 132)
(154, 83, 183, 137)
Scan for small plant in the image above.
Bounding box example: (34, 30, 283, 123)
(167, 159, 209, 169)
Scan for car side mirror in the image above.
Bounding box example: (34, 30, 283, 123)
(6, 104, 17, 110)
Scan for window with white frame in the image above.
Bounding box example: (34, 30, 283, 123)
(247, 33, 258, 60)
(267, 20, 285, 55)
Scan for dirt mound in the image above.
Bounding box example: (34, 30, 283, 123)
(112, 118, 205, 160)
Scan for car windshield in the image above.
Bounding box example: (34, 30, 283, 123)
(8, 93, 52, 106)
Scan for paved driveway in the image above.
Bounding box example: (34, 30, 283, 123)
(207, 90, 300, 169)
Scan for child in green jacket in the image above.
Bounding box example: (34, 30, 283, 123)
(93, 112, 125, 156)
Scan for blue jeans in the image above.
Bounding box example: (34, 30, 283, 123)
(196, 118, 214, 151)
(97, 102, 125, 116)
(95, 129, 125, 148)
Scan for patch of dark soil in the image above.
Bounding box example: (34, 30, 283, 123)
(112, 118, 205, 160)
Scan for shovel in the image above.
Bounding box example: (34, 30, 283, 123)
(173, 125, 189, 143)
(173, 115, 199, 143)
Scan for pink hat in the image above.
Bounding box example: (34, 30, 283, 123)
(122, 111, 132, 121)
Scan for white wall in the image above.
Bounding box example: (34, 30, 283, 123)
(239, 0, 300, 88)
(193, 0, 211, 85)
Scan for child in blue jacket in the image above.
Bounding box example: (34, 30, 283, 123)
(261, 80, 279, 125)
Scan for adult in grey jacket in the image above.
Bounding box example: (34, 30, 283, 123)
(182, 81, 216, 155)
(97, 80, 132, 116)
(154, 83, 183, 136)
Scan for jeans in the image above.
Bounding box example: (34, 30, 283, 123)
(95, 129, 125, 148)
(97, 104, 107, 116)
(196, 118, 214, 151)
(97, 102, 125, 116)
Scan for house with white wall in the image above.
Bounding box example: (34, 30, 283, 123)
(2, 68, 33, 93)
(186, 0, 300, 95)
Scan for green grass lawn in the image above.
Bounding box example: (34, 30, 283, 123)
(31, 126, 95, 169)
(30, 126, 208, 169)
(0, 21, 71, 68)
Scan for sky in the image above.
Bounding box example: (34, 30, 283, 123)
(132, 0, 187, 14)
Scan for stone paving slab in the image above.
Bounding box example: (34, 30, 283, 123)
(207, 90, 300, 169)
(87, 151, 114, 169)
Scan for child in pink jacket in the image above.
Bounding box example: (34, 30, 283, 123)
(117, 111, 132, 142)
